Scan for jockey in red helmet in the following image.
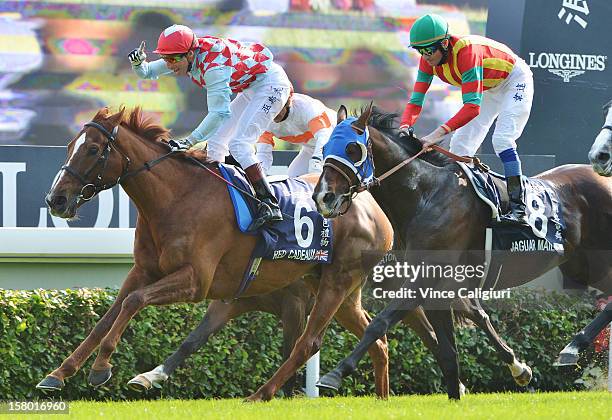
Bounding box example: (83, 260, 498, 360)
(128, 24, 293, 231)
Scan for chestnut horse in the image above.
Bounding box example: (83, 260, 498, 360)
(38, 107, 397, 401)
(313, 105, 612, 399)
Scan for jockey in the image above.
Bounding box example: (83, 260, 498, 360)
(401, 14, 534, 225)
(256, 93, 336, 177)
(128, 24, 292, 231)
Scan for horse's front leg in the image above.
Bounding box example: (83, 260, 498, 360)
(36, 266, 152, 391)
(87, 265, 203, 387)
(316, 297, 416, 393)
(425, 309, 460, 400)
(127, 298, 256, 391)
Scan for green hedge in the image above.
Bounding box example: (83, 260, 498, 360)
(0, 288, 607, 400)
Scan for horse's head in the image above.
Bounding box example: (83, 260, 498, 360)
(588, 100, 612, 177)
(46, 107, 130, 218)
(313, 103, 375, 217)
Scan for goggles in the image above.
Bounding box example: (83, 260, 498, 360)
(160, 53, 187, 64)
(414, 42, 442, 57)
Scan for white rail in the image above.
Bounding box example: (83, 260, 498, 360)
(0, 228, 134, 262)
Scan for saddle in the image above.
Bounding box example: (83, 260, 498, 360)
(456, 162, 565, 254)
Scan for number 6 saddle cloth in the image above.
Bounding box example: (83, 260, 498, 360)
(456, 162, 566, 255)
(218, 163, 333, 264)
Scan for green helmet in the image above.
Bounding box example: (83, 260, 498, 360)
(410, 14, 449, 47)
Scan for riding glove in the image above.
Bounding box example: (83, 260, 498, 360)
(168, 137, 194, 152)
(398, 126, 414, 140)
(128, 41, 147, 67)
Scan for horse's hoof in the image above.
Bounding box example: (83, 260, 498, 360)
(88, 368, 112, 388)
(36, 375, 64, 391)
(553, 352, 579, 367)
(244, 393, 264, 403)
(127, 365, 168, 392)
(316, 370, 342, 392)
(459, 381, 468, 396)
(513, 365, 533, 386)
(127, 375, 152, 392)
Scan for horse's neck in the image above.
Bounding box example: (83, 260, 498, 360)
(370, 131, 439, 225)
(118, 130, 189, 216)
(371, 131, 431, 189)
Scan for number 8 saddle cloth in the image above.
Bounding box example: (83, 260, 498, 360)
(456, 162, 566, 255)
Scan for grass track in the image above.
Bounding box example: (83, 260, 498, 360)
(21, 392, 611, 420)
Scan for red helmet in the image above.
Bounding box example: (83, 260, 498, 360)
(153, 24, 196, 54)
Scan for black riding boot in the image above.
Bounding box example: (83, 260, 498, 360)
(499, 175, 528, 225)
(245, 163, 283, 231)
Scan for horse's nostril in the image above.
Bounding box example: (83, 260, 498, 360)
(323, 192, 335, 205)
(596, 152, 610, 163)
(49, 195, 67, 210)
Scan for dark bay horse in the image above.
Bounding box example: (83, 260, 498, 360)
(313, 105, 612, 399)
(38, 107, 397, 401)
(556, 99, 612, 366)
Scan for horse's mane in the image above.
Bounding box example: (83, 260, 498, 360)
(93, 107, 170, 143)
(363, 107, 453, 167)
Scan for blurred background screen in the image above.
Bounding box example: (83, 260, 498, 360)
(0, 0, 484, 148)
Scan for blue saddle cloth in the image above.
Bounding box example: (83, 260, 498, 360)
(218, 163, 333, 263)
(457, 162, 565, 254)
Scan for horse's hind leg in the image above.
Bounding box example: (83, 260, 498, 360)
(89, 265, 203, 387)
(127, 298, 257, 391)
(245, 278, 351, 402)
(279, 291, 309, 396)
(329, 288, 390, 398)
(556, 300, 612, 366)
(455, 298, 532, 386)
(36, 266, 151, 391)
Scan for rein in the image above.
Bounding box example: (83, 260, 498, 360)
(62, 121, 295, 219)
(324, 129, 490, 216)
(377, 144, 489, 183)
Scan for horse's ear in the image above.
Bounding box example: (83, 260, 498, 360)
(352, 101, 373, 134)
(106, 106, 125, 127)
(337, 105, 348, 124)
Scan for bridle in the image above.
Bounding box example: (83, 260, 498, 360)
(57, 121, 174, 203)
(322, 127, 379, 216)
(56, 120, 268, 209)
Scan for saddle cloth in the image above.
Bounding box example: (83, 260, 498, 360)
(218, 163, 333, 264)
(456, 162, 565, 255)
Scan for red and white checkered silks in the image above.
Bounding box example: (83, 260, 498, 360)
(189, 36, 273, 93)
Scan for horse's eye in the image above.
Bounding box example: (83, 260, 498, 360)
(345, 142, 365, 164)
(88, 146, 99, 155)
